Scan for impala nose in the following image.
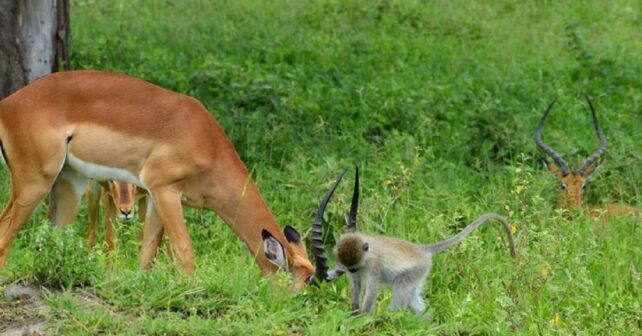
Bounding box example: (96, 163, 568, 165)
(119, 209, 133, 222)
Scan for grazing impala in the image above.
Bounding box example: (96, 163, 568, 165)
(534, 97, 640, 218)
(86, 180, 148, 252)
(0, 71, 315, 288)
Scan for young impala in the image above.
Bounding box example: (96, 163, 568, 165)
(85, 180, 148, 252)
(0, 71, 316, 289)
(534, 97, 640, 218)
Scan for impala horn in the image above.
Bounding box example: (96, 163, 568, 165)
(534, 98, 571, 176)
(311, 170, 347, 282)
(311, 167, 360, 282)
(577, 96, 608, 175)
(347, 167, 359, 233)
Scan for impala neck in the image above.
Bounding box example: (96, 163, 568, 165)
(204, 164, 291, 265)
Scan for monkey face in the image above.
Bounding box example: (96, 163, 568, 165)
(335, 234, 369, 272)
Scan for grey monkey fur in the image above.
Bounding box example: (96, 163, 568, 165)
(334, 212, 516, 315)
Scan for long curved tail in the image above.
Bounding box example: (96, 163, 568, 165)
(422, 213, 516, 258)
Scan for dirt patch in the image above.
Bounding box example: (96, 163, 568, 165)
(0, 284, 49, 335)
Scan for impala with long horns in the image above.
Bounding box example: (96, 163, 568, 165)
(535, 97, 639, 218)
(0, 71, 315, 288)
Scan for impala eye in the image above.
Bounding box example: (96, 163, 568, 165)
(560, 184, 567, 190)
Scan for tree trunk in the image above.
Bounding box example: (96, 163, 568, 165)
(0, 0, 70, 99)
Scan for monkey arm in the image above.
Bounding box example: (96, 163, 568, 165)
(326, 267, 345, 280)
(349, 274, 361, 311)
(362, 274, 380, 314)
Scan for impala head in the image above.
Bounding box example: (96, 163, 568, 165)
(109, 181, 137, 222)
(260, 168, 358, 289)
(534, 97, 607, 209)
(261, 225, 315, 290)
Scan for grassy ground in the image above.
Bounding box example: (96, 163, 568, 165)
(1, 0, 641, 334)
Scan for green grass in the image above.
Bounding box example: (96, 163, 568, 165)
(1, 0, 641, 334)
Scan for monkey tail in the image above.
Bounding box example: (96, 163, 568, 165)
(422, 213, 516, 258)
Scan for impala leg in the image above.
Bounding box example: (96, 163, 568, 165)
(0, 134, 68, 266)
(0, 177, 56, 266)
(48, 169, 88, 227)
(102, 189, 117, 255)
(165, 236, 175, 261)
(139, 200, 165, 269)
(137, 190, 148, 224)
(86, 180, 101, 248)
(149, 188, 194, 274)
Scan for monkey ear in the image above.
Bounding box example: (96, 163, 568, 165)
(362, 242, 369, 252)
(283, 225, 301, 243)
(262, 230, 288, 271)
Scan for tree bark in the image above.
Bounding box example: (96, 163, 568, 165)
(0, 0, 70, 99)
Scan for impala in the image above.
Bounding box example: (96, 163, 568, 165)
(85, 180, 148, 252)
(0, 71, 315, 288)
(534, 97, 640, 218)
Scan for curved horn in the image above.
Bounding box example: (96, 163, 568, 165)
(534, 98, 570, 176)
(311, 170, 346, 282)
(347, 167, 359, 233)
(577, 96, 608, 175)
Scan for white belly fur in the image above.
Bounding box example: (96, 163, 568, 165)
(66, 151, 145, 188)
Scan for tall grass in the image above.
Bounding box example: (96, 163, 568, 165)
(1, 0, 640, 334)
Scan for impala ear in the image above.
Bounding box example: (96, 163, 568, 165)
(544, 160, 564, 178)
(262, 229, 288, 270)
(283, 225, 301, 244)
(582, 163, 598, 179)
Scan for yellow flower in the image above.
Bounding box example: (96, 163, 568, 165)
(554, 314, 561, 327)
(511, 225, 518, 234)
(540, 266, 549, 277)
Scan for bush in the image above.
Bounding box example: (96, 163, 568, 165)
(25, 223, 104, 289)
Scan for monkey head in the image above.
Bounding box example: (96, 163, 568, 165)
(335, 233, 369, 273)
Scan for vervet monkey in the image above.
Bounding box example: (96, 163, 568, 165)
(311, 168, 516, 316)
(335, 212, 516, 315)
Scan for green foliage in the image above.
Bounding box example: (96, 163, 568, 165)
(0, 0, 640, 334)
(21, 223, 104, 289)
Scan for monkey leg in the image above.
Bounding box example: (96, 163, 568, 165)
(349, 275, 362, 312)
(391, 266, 429, 314)
(407, 290, 427, 315)
(361, 276, 381, 314)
